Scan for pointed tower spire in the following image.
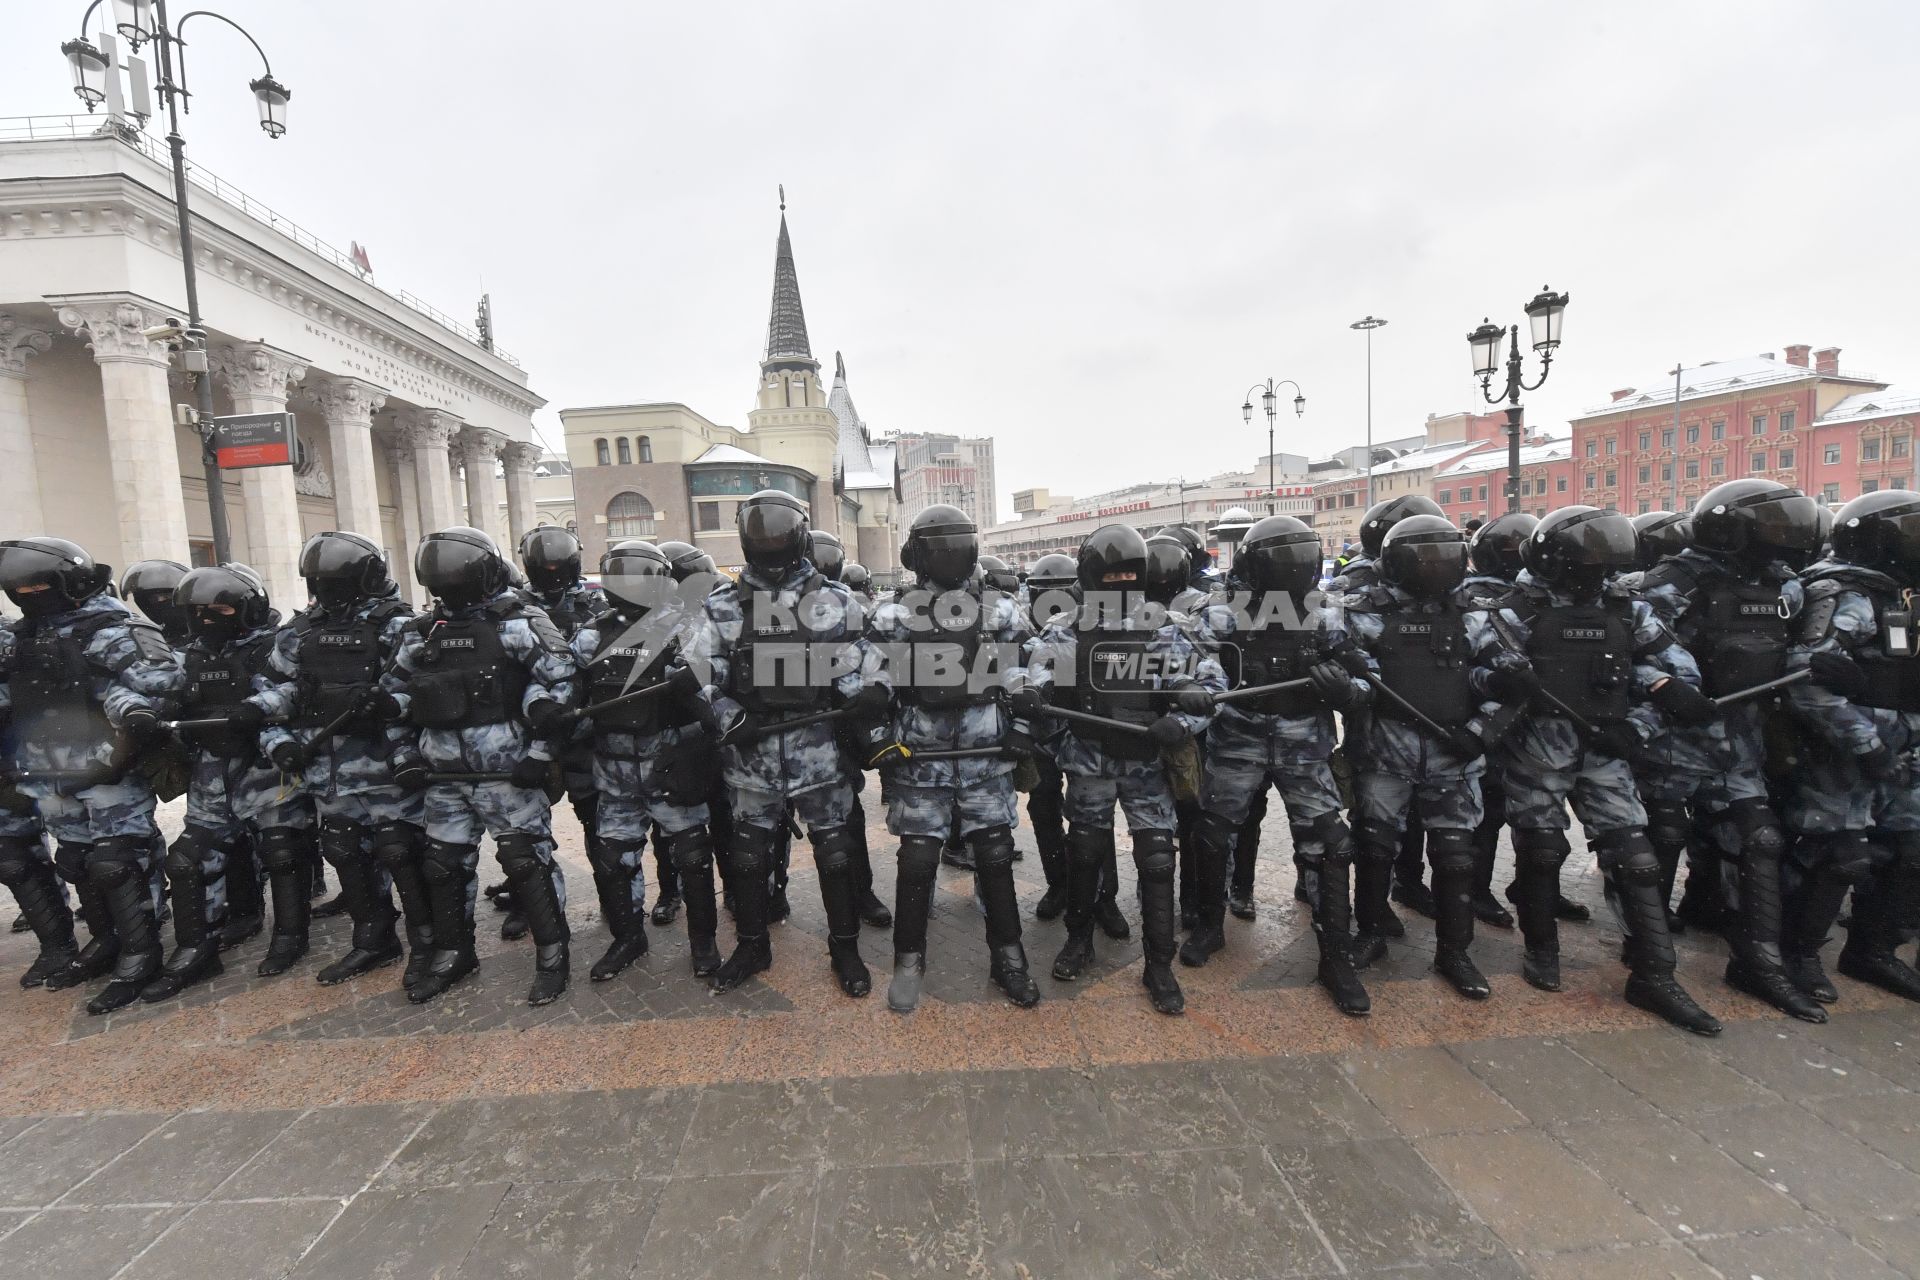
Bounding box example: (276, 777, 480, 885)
(764, 188, 816, 371)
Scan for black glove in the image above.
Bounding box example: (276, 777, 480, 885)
(1651, 677, 1719, 726)
(718, 710, 765, 748)
(510, 755, 553, 791)
(1810, 651, 1870, 700)
(1445, 727, 1486, 760)
(355, 689, 405, 723)
(1858, 742, 1901, 781)
(525, 699, 570, 735)
(1149, 715, 1190, 747)
(1002, 727, 1036, 760)
(268, 740, 305, 773)
(1309, 660, 1358, 709)
(119, 707, 161, 743)
(225, 701, 267, 737)
(1592, 722, 1641, 761)
(1175, 686, 1214, 716)
(667, 664, 703, 695)
(1011, 686, 1049, 720)
(76, 756, 122, 787)
(1490, 655, 1541, 700)
(393, 758, 430, 793)
(842, 685, 890, 722)
(848, 720, 909, 769)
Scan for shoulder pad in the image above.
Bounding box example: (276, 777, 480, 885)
(368, 599, 411, 623)
(518, 606, 569, 654)
(1638, 559, 1698, 593)
(1798, 583, 1844, 645)
(112, 617, 175, 668)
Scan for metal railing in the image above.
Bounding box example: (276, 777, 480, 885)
(0, 114, 521, 369)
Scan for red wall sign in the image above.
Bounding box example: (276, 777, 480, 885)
(212, 412, 298, 470)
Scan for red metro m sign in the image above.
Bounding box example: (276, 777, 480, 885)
(211, 412, 298, 469)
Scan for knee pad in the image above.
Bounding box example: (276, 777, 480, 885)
(660, 826, 715, 874)
(421, 839, 476, 886)
(725, 823, 779, 878)
(1311, 812, 1355, 866)
(590, 837, 644, 878)
(897, 833, 944, 878)
(1133, 828, 1177, 883)
(1191, 810, 1240, 854)
(1287, 824, 1327, 869)
(809, 822, 857, 874)
(371, 823, 420, 873)
(54, 841, 91, 886)
(0, 837, 39, 887)
(1724, 798, 1787, 862)
(87, 837, 145, 888)
(1643, 801, 1691, 851)
(318, 816, 368, 867)
(1066, 824, 1111, 867)
(1426, 828, 1476, 875)
(970, 823, 1017, 871)
(163, 830, 214, 884)
(1512, 827, 1572, 870)
(1352, 816, 1400, 864)
(495, 832, 549, 884)
(255, 827, 309, 875)
(1828, 834, 1884, 884)
(1592, 828, 1660, 885)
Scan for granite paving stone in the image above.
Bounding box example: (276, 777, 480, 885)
(116, 1199, 343, 1280)
(811, 1161, 983, 1278)
(1207, 1056, 1397, 1146)
(636, 1170, 818, 1280)
(1802, 1087, 1920, 1173)
(61, 1107, 299, 1206)
(1267, 1137, 1504, 1269)
(383, 1089, 696, 1188)
(1450, 1037, 1663, 1129)
(453, 1179, 662, 1280)
(1084, 1059, 1250, 1154)
(962, 1066, 1116, 1160)
(0, 1113, 171, 1208)
(1415, 1128, 1665, 1253)
(1811, 1009, 1920, 1090)
(817, 1071, 971, 1167)
(1524, 1244, 1724, 1280)
(1554, 1117, 1808, 1236)
(288, 1183, 509, 1280)
(1343, 1046, 1528, 1137)
(1691, 1101, 1920, 1225)
(1688, 1225, 1909, 1280)
(673, 1079, 828, 1176)
(215, 1102, 434, 1199)
(1705, 1017, 1901, 1101)
(0, 1206, 184, 1280)
(1560, 1025, 1785, 1115)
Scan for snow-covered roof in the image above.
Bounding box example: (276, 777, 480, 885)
(1574, 354, 1879, 420)
(1365, 440, 1491, 477)
(690, 443, 782, 467)
(1436, 437, 1573, 477)
(829, 353, 896, 492)
(1816, 385, 1920, 426)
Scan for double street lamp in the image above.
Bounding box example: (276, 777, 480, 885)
(1241, 378, 1306, 515)
(60, 0, 292, 564)
(1468, 288, 1569, 514)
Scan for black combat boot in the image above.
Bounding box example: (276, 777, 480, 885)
(0, 842, 78, 989)
(664, 829, 723, 977)
(1781, 840, 1856, 1004)
(408, 842, 479, 1004)
(1722, 810, 1827, 1022)
(976, 826, 1040, 1008)
(649, 841, 683, 927)
(85, 843, 162, 1016)
(1314, 828, 1369, 1016)
(1600, 831, 1721, 1036)
(887, 835, 941, 1013)
(141, 833, 227, 1002)
(219, 840, 264, 950)
(711, 828, 775, 993)
(316, 855, 402, 986)
(1837, 867, 1920, 1003)
(847, 812, 891, 928)
(1051, 826, 1106, 981)
(1512, 830, 1568, 992)
(44, 871, 117, 992)
(588, 846, 649, 984)
(500, 836, 571, 1006)
(1429, 832, 1490, 1000)
(256, 833, 312, 978)
(1350, 823, 1398, 971)
(1178, 816, 1231, 968)
(1135, 831, 1184, 1016)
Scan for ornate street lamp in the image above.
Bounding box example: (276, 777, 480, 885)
(1350, 315, 1387, 507)
(1241, 378, 1306, 515)
(59, 0, 292, 563)
(1469, 288, 1569, 513)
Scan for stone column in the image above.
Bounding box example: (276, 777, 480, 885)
(382, 429, 423, 605)
(404, 410, 462, 537)
(53, 296, 191, 568)
(458, 428, 507, 548)
(211, 342, 311, 609)
(0, 315, 53, 536)
(501, 440, 542, 552)
(308, 375, 388, 541)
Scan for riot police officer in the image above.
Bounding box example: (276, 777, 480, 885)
(682, 492, 878, 997)
(571, 540, 720, 979)
(0, 622, 78, 988)
(1630, 511, 1693, 574)
(860, 505, 1039, 1012)
(1331, 495, 1445, 593)
(143, 564, 310, 1002)
(119, 560, 203, 930)
(809, 530, 848, 582)
(1343, 515, 1492, 1000)
(842, 562, 875, 605)
(1460, 512, 1534, 931)
(1475, 506, 1722, 1034)
(255, 533, 420, 983)
(1017, 524, 1225, 1016)
(386, 527, 581, 1006)
(1021, 553, 1079, 919)
(0, 537, 184, 1014)
(1782, 490, 1920, 1004)
(1193, 516, 1368, 1014)
(1639, 480, 1828, 1021)
(120, 560, 192, 648)
(809, 531, 889, 928)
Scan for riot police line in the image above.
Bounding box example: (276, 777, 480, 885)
(1, 476, 1919, 1037)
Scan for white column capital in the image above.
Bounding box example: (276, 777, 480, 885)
(402, 408, 462, 452)
(307, 374, 389, 427)
(52, 293, 178, 367)
(457, 426, 507, 468)
(210, 341, 311, 408)
(0, 314, 54, 379)
(501, 440, 543, 472)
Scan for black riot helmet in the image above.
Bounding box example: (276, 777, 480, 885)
(518, 526, 583, 595)
(176, 562, 271, 646)
(1379, 514, 1468, 600)
(807, 530, 846, 581)
(0, 537, 108, 619)
(299, 531, 392, 612)
(1236, 515, 1322, 598)
(1523, 505, 1638, 597)
(415, 526, 508, 611)
(1831, 490, 1920, 584)
(979, 554, 1019, 594)
(121, 559, 190, 633)
(1077, 524, 1149, 592)
(1468, 512, 1538, 581)
(1797, 503, 1836, 572)
(1027, 553, 1077, 593)
(737, 490, 810, 577)
(1630, 511, 1691, 570)
(599, 540, 675, 616)
(841, 562, 873, 595)
(1359, 494, 1445, 558)
(656, 540, 717, 583)
(1692, 479, 1823, 565)
(1144, 537, 1190, 605)
(901, 504, 978, 590)
(1162, 524, 1210, 577)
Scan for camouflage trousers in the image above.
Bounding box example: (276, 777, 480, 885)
(425, 780, 566, 927)
(1783, 746, 1920, 836)
(23, 779, 157, 845)
(730, 780, 854, 835)
(1354, 765, 1484, 834)
(1201, 741, 1343, 829)
(1503, 751, 1644, 836)
(886, 774, 1020, 840)
(1062, 754, 1178, 833)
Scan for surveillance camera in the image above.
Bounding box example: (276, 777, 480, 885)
(141, 319, 184, 341)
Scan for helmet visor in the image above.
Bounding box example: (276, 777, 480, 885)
(917, 532, 978, 588)
(1240, 536, 1320, 596)
(415, 537, 496, 606)
(175, 567, 258, 609)
(1387, 540, 1468, 597)
(0, 542, 76, 593)
(1558, 514, 1640, 568)
(1144, 542, 1188, 604)
(1750, 494, 1825, 554)
(299, 533, 380, 581)
(738, 503, 807, 572)
(601, 553, 674, 612)
(810, 540, 847, 580)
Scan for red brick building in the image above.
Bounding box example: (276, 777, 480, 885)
(1807, 385, 1920, 506)
(1434, 437, 1577, 526)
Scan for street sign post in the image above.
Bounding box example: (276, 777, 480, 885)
(211, 411, 298, 469)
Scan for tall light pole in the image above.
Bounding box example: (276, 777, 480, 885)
(1669, 363, 1684, 510)
(1350, 316, 1387, 508)
(1468, 288, 1570, 514)
(61, 0, 291, 564)
(1240, 378, 1306, 515)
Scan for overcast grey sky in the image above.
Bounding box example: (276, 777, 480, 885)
(7, 1, 1916, 516)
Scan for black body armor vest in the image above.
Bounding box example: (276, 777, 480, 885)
(180, 633, 275, 756)
(900, 590, 1001, 709)
(1067, 627, 1168, 761)
(727, 575, 832, 714)
(406, 601, 530, 729)
(9, 612, 132, 752)
(585, 614, 692, 738)
(1521, 596, 1634, 725)
(1653, 561, 1789, 698)
(294, 600, 409, 729)
(1229, 598, 1328, 717)
(1369, 605, 1475, 728)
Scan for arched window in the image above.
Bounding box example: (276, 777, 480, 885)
(617, 437, 632, 465)
(638, 435, 653, 463)
(594, 438, 610, 466)
(607, 491, 655, 538)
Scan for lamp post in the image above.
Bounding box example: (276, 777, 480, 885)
(1468, 288, 1569, 514)
(61, 0, 291, 564)
(1240, 378, 1306, 515)
(1350, 316, 1387, 507)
